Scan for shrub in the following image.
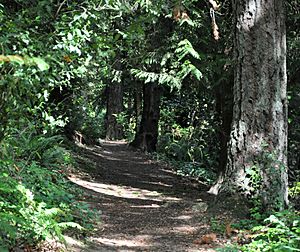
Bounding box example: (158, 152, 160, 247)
(241, 211, 300, 251)
(0, 127, 98, 250)
(0, 162, 81, 250)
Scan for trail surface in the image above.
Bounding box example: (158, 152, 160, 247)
(66, 141, 246, 252)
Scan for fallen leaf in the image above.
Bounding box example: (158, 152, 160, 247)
(194, 233, 217, 245)
(225, 222, 232, 237)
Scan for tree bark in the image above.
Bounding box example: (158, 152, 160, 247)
(215, 75, 233, 173)
(105, 82, 124, 140)
(134, 81, 143, 130)
(209, 0, 288, 210)
(130, 83, 162, 152)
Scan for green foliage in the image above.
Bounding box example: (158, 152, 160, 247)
(131, 69, 181, 89)
(210, 217, 226, 234)
(0, 135, 98, 249)
(245, 165, 262, 193)
(290, 182, 300, 198)
(0, 161, 81, 249)
(80, 109, 107, 140)
(219, 211, 300, 252)
(175, 39, 201, 61)
(131, 38, 203, 90)
(289, 182, 300, 211)
(161, 125, 205, 161)
(1, 125, 67, 166)
(244, 164, 265, 219)
(241, 211, 300, 252)
(0, 124, 97, 249)
(115, 112, 136, 142)
(217, 247, 240, 252)
(236, 145, 289, 212)
(157, 98, 219, 183)
(0, 55, 49, 71)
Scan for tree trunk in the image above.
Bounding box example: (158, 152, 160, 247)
(215, 75, 233, 173)
(105, 82, 124, 140)
(130, 83, 162, 152)
(129, 17, 173, 152)
(209, 0, 288, 210)
(48, 85, 75, 138)
(134, 82, 143, 130)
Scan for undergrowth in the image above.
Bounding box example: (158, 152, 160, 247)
(154, 113, 218, 184)
(241, 210, 300, 251)
(152, 153, 217, 185)
(217, 199, 300, 251)
(0, 126, 99, 251)
(219, 210, 300, 252)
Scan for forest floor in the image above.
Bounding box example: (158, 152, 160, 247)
(64, 140, 249, 252)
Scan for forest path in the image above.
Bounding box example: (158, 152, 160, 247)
(66, 141, 241, 252)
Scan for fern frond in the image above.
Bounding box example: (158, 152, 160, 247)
(178, 60, 203, 81)
(160, 52, 172, 67)
(131, 69, 181, 90)
(175, 39, 200, 61)
(58, 221, 83, 230)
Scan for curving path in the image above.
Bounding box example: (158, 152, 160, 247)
(66, 141, 245, 252)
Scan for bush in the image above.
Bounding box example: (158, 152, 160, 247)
(0, 161, 82, 250)
(241, 211, 300, 251)
(218, 210, 300, 252)
(157, 118, 218, 183)
(0, 127, 98, 250)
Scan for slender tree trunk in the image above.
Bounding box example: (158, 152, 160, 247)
(105, 82, 124, 140)
(209, 0, 288, 210)
(215, 75, 233, 173)
(130, 83, 162, 152)
(134, 82, 143, 130)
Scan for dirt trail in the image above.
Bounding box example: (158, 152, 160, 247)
(66, 141, 245, 252)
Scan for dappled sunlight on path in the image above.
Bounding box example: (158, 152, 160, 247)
(68, 176, 182, 202)
(67, 141, 228, 251)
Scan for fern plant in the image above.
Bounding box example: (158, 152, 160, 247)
(0, 160, 83, 250)
(131, 38, 202, 90)
(241, 211, 300, 251)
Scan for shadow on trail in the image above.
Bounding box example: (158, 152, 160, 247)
(77, 141, 208, 197)
(67, 141, 229, 252)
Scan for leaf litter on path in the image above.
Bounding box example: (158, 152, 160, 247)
(66, 141, 248, 251)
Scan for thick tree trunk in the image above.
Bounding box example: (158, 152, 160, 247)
(105, 83, 124, 140)
(209, 0, 288, 210)
(130, 83, 162, 152)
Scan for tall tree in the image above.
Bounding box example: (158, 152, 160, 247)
(209, 0, 288, 210)
(105, 80, 124, 140)
(130, 83, 162, 151)
(130, 16, 174, 152)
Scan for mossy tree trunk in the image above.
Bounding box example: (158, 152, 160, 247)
(209, 0, 288, 210)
